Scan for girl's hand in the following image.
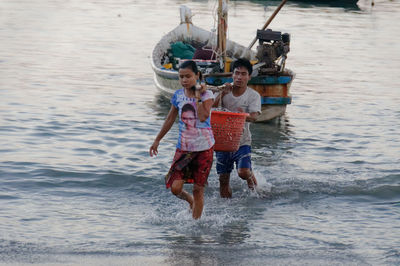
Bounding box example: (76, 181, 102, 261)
(198, 83, 207, 94)
(195, 84, 207, 101)
(195, 89, 201, 101)
(149, 140, 160, 157)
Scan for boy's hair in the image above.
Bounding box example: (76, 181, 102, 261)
(232, 58, 253, 75)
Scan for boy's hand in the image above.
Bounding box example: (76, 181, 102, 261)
(221, 83, 232, 97)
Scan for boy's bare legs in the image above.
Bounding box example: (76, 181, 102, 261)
(192, 184, 204, 219)
(219, 173, 232, 198)
(171, 180, 193, 210)
(238, 168, 257, 190)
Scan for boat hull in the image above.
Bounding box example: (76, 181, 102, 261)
(151, 23, 294, 122)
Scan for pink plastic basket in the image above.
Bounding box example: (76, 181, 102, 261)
(211, 110, 249, 152)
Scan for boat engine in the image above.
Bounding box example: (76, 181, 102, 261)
(255, 29, 290, 74)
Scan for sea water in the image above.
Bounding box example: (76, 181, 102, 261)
(0, 0, 399, 265)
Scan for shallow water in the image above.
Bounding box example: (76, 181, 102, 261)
(1, 0, 400, 265)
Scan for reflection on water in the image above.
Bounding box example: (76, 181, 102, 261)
(251, 115, 293, 149)
(152, 93, 173, 120)
(250, 115, 294, 168)
(163, 215, 253, 265)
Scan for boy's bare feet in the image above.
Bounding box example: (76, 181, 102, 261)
(247, 173, 257, 190)
(219, 173, 232, 198)
(220, 183, 232, 198)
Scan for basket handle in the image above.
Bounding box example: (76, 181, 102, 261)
(208, 85, 228, 109)
(217, 84, 228, 109)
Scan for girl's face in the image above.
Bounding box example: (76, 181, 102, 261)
(181, 110, 196, 128)
(178, 67, 199, 89)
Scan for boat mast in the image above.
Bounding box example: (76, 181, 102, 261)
(217, 0, 228, 66)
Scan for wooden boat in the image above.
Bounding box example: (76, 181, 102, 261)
(151, 2, 295, 122)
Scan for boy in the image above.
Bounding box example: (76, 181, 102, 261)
(213, 58, 261, 198)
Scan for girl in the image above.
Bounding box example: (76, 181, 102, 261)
(149, 60, 214, 219)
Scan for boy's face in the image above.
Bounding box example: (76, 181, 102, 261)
(232, 66, 250, 88)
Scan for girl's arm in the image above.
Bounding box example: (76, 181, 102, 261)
(194, 86, 214, 122)
(149, 105, 178, 156)
(196, 96, 213, 122)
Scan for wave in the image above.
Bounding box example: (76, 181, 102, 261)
(0, 167, 160, 193)
(256, 173, 400, 200)
(1, 164, 399, 202)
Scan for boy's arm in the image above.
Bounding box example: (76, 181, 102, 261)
(246, 112, 259, 122)
(212, 83, 232, 108)
(246, 91, 261, 122)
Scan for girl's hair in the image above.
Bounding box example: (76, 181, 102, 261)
(179, 60, 203, 80)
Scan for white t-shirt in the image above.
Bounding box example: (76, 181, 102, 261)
(217, 87, 261, 146)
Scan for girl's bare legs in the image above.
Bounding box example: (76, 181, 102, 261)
(171, 180, 204, 219)
(192, 184, 204, 219)
(171, 180, 193, 210)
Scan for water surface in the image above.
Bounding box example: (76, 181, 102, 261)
(1, 0, 399, 265)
